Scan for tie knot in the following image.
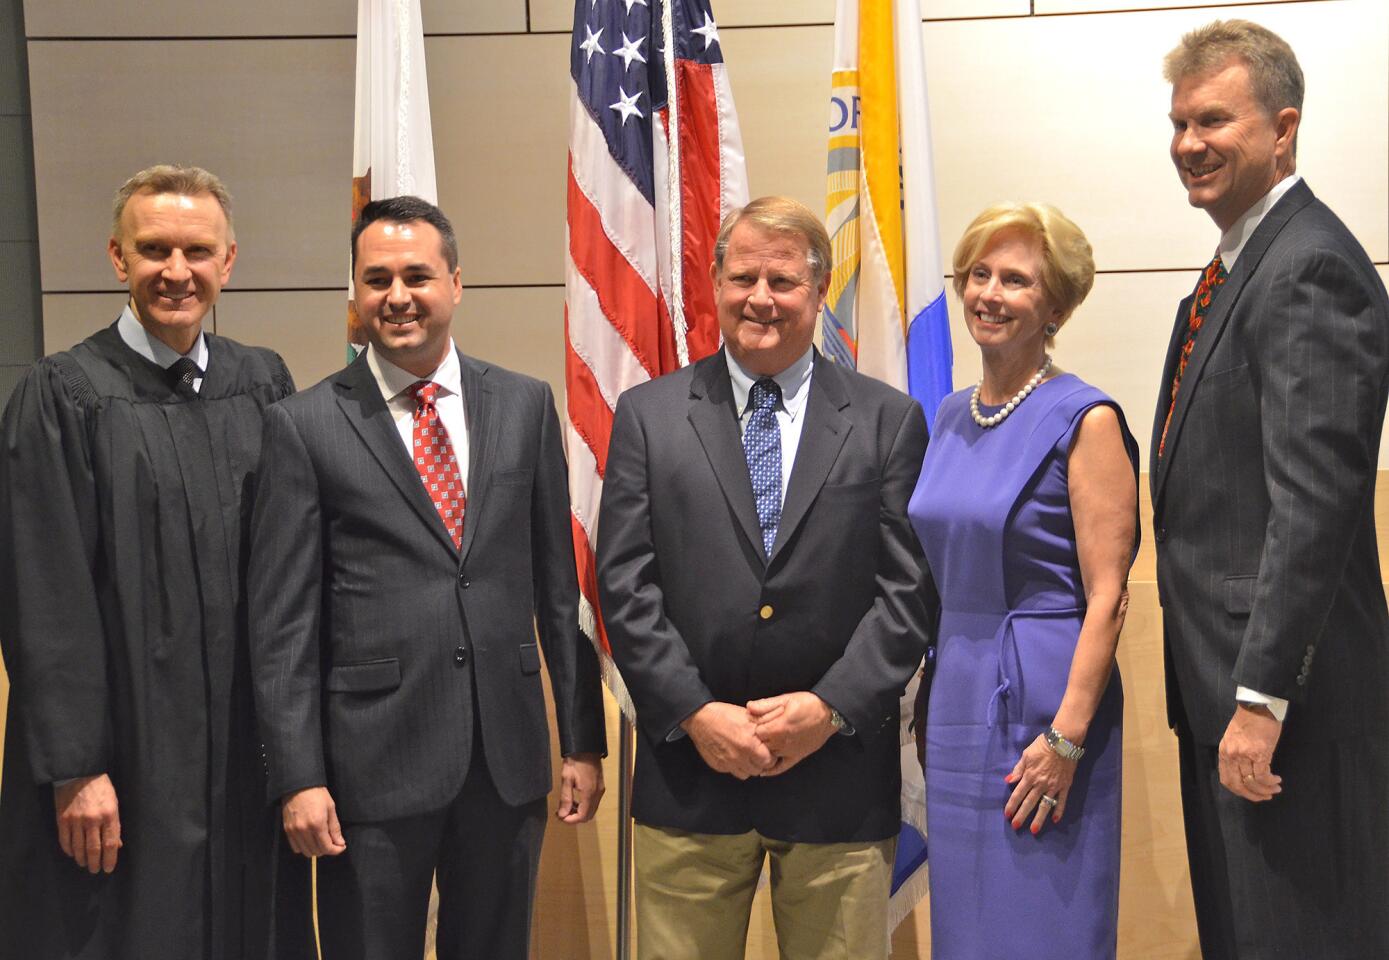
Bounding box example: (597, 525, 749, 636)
(1205, 254, 1228, 285)
(411, 380, 440, 409)
(751, 377, 781, 412)
(168, 357, 203, 390)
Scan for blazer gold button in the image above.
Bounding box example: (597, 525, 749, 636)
(759, 604, 774, 620)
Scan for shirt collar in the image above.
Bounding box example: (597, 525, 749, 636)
(365, 342, 462, 405)
(1219, 174, 1301, 269)
(117, 301, 208, 372)
(725, 345, 815, 420)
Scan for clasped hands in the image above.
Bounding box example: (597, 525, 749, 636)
(681, 693, 837, 780)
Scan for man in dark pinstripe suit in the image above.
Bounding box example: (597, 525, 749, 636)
(247, 196, 606, 960)
(1153, 20, 1389, 958)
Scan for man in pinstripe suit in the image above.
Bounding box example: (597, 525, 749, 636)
(247, 196, 606, 960)
(1153, 20, 1389, 958)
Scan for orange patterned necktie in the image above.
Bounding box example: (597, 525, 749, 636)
(410, 381, 466, 547)
(1158, 254, 1227, 458)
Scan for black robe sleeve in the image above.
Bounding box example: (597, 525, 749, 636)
(0, 357, 112, 785)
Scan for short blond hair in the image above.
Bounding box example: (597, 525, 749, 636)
(1163, 19, 1303, 119)
(112, 164, 235, 239)
(952, 202, 1095, 333)
(713, 196, 832, 284)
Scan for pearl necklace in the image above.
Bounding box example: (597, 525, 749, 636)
(970, 355, 1053, 428)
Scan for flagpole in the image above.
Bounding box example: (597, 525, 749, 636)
(616, 717, 636, 960)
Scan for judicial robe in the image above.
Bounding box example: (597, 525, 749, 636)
(0, 323, 313, 960)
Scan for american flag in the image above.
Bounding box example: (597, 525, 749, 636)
(565, 0, 748, 713)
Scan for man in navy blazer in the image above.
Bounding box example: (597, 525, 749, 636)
(249, 196, 606, 960)
(597, 197, 933, 959)
(1154, 20, 1389, 958)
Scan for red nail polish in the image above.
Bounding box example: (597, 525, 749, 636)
(1030, 824, 1039, 835)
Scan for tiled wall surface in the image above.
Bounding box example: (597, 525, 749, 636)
(16, 2, 1389, 957)
(0, 0, 39, 405)
(24, 0, 1388, 469)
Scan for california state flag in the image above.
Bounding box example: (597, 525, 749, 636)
(348, 0, 438, 352)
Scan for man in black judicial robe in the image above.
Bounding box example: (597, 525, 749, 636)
(0, 165, 312, 960)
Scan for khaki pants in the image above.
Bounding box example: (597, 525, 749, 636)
(633, 823, 895, 960)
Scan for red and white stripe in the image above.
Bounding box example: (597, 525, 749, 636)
(565, 31, 747, 717)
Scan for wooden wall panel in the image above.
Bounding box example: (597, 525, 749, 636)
(28, 39, 354, 292)
(22, 0, 525, 38)
(527, 0, 1032, 35)
(920, 0, 1388, 273)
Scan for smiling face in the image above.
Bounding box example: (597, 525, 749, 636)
(352, 219, 463, 377)
(1169, 58, 1298, 232)
(961, 228, 1061, 365)
(713, 221, 827, 377)
(107, 190, 237, 355)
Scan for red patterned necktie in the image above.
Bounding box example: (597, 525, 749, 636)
(1158, 254, 1228, 458)
(410, 381, 466, 547)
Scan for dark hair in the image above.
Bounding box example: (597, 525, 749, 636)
(351, 195, 459, 272)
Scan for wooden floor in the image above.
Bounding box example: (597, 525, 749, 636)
(6, 473, 1389, 959)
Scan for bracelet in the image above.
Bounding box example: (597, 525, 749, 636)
(1044, 726, 1085, 761)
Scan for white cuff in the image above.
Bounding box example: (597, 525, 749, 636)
(1235, 686, 1289, 723)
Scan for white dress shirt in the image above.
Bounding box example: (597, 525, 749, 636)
(725, 345, 815, 498)
(1216, 174, 1302, 724)
(117, 303, 208, 393)
(365, 343, 470, 488)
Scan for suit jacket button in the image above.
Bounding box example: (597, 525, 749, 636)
(759, 604, 774, 620)
(1295, 674, 1306, 685)
(1155, 526, 1167, 543)
(458, 572, 470, 587)
(455, 646, 468, 665)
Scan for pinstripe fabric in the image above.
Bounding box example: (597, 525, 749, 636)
(1151, 180, 1389, 956)
(248, 349, 606, 824)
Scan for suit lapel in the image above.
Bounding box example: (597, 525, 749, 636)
(457, 350, 498, 566)
(687, 352, 765, 558)
(1153, 180, 1316, 506)
(771, 352, 850, 563)
(1149, 293, 1194, 490)
(333, 352, 458, 556)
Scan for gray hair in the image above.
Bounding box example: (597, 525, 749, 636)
(112, 164, 234, 239)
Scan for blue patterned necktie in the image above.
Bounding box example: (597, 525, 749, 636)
(743, 377, 783, 556)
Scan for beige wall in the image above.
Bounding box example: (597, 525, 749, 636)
(13, 0, 1389, 957)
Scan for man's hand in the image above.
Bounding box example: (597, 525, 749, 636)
(557, 753, 605, 823)
(54, 774, 121, 874)
(1218, 703, 1284, 802)
(747, 692, 837, 777)
(281, 786, 347, 857)
(680, 702, 776, 779)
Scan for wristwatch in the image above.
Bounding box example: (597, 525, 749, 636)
(1044, 725, 1085, 761)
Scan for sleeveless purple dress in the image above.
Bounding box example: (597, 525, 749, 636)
(908, 374, 1137, 960)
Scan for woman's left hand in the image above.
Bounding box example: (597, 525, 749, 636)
(1004, 733, 1078, 835)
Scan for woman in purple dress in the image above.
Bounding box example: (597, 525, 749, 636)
(909, 203, 1138, 959)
